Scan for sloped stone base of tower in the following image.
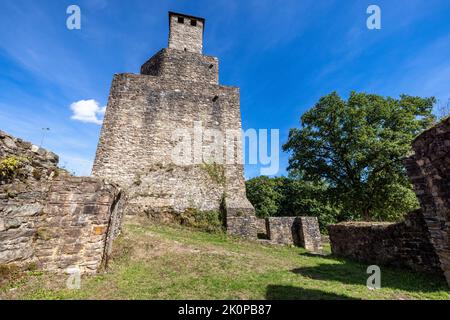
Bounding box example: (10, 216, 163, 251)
(121, 163, 257, 238)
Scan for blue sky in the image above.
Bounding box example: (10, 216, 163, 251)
(1, 0, 449, 178)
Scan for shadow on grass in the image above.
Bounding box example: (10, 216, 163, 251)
(291, 260, 447, 293)
(266, 285, 358, 300)
(299, 252, 339, 260)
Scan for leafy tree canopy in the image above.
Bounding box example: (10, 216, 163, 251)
(282, 92, 435, 221)
(246, 176, 339, 232)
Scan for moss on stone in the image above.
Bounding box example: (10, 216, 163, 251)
(200, 162, 226, 186)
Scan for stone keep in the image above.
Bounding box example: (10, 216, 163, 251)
(92, 12, 256, 238)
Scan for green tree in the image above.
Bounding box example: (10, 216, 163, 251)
(283, 92, 435, 221)
(245, 176, 284, 218)
(245, 176, 340, 231)
(278, 178, 340, 229)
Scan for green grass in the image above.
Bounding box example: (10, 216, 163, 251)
(1, 222, 448, 300)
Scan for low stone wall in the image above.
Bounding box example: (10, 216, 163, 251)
(328, 210, 442, 274)
(226, 215, 257, 239)
(255, 218, 267, 238)
(0, 177, 123, 273)
(266, 217, 299, 245)
(0, 130, 60, 182)
(1, 130, 124, 274)
(404, 117, 450, 285)
(265, 217, 322, 252)
(297, 217, 323, 252)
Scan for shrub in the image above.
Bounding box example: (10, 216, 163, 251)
(0, 156, 27, 183)
(180, 208, 225, 233)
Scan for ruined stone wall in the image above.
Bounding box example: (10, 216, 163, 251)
(266, 217, 298, 245)
(404, 117, 450, 284)
(328, 211, 442, 274)
(0, 178, 123, 273)
(1, 130, 59, 181)
(1, 130, 124, 273)
(264, 217, 322, 252)
(297, 217, 323, 252)
(93, 14, 256, 238)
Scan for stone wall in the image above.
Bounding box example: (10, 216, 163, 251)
(328, 210, 442, 274)
(168, 12, 204, 54)
(1, 130, 60, 182)
(266, 217, 299, 245)
(93, 12, 256, 238)
(141, 48, 218, 85)
(297, 217, 323, 252)
(0, 178, 123, 273)
(226, 216, 257, 239)
(256, 218, 267, 238)
(1, 130, 124, 273)
(404, 117, 450, 284)
(264, 217, 322, 252)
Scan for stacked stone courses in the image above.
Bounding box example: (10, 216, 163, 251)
(404, 117, 450, 286)
(92, 12, 257, 237)
(0, 131, 123, 273)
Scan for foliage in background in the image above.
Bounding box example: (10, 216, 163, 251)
(283, 92, 435, 221)
(245, 176, 284, 218)
(246, 176, 340, 232)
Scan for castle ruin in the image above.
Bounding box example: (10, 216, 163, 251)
(92, 12, 257, 238)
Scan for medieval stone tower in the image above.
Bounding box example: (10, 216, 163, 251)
(92, 12, 256, 238)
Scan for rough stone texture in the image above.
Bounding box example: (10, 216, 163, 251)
(168, 12, 204, 54)
(0, 130, 124, 273)
(92, 12, 256, 238)
(266, 217, 299, 245)
(404, 117, 450, 285)
(0, 177, 123, 274)
(265, 217, 322, 252)
(141, 48, 218, 85)
(297, 217, 323, 252)
(256, 218, 267, 239)
(328, 210, 442, 274)
(0, 130, 60, 183)
(226, 216, 257, 239)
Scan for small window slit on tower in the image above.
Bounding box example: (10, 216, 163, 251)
(178, 17, 184, 24)
(209, 64, 214, 69)
(212, 95, 219, 102)
(190, 19, 197, 26)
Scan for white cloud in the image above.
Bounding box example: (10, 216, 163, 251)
(70, 99, 106, 125)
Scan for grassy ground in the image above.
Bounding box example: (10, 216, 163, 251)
(1, 220, 448, 300)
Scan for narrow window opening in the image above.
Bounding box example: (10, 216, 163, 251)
(212, 95, 219, 102)
(190, 19, 197, 26)
(178, 17, 184, 24)
(209, 64, 214, 69)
